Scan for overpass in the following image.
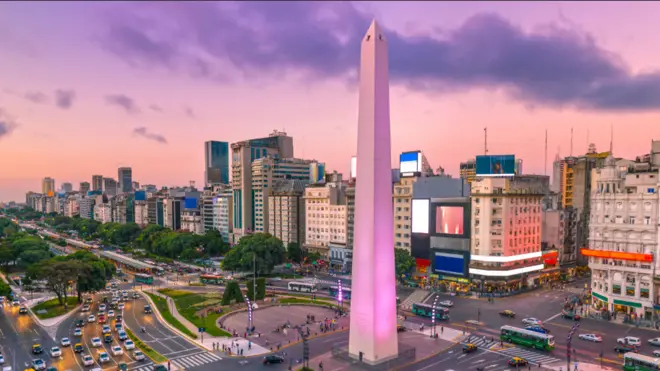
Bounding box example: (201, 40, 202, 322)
(98, 250, 158, 273)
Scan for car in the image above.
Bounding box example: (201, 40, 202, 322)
(32, 345, 44, 354)
(462, 343, 477, 353)
(31, 359, 46, 371)
(102, 326, 111, 334)
(104, 335, 113, 344)
(98, 352, 110, 364)
(525, 325, 550, 334)
(396, 324, 406, 333)
(12, 300, 20, 306)
(81, 305, 90, 312)
(263, 355, 285, 365)
(438, 300, 454, 307)
(99, 304, 106, 311)
(499, 310, 515, 318)
(81, 354, 94, 366)
(91, 338, 102, 347)
(117, 363, 128, 371)
(117, 303, 125, 311)
(74, 344, 84, 353)
(45, 367, 56, 371)
(153, 366, 167, 371)
(133, 351, 145, 361)
(618, 336, 642, 346)
(124, 340, 135, 350)
(650, 338, 660, 346)
(98, 315, 106, 324)
(75, 320, 85, 328)
(116, 315, 123, 322)
(111, 346, 123, 356)
(60, 338, 71, 347)
(73, 328, 83, 337)
(143, 305, 152, 314)
(107, 310, 115, 318)
(114, 323, 122, 332)
(508, 357, 528, 367)
(0, 354, 4, 364)
(578, 333, 602, 342)
(522, 318, 542, 326)
(49, 347, 62, 358)
(614, 345, 638, 354)
(118, 330, 128, 340)
(19, 307, 28, 314)
(132, 293, 140, 299)
(87, 315, 95, 323)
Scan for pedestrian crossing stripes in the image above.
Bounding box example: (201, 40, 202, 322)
(170, 352, 223, 368)
(497, 346, 561, 365)
(462, 335, 499, 350)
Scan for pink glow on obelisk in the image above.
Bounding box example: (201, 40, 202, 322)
(348, 19, 399, 364)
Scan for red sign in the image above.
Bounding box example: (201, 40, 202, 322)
(580, 248, 653, 262)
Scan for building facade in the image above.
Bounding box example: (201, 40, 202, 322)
(42, 177, 55, 195)
(92, 175, 103, 191)
(79, 182, 90, 194)
(61, 182, 73, 193)
(267, 180, 306, 248)
(103, 178, 117, 197)
(303, 183, 348, 259)
(147, 197, 164, 226)
(459, 159, 476, 184)
(205, 141, 230, 186)
(94, 203, 113, 223)
(118, 167, 133, 194)
(393, 177, 417, 251)
(134, 200, 148, 226)
(78, 198, 95, 219)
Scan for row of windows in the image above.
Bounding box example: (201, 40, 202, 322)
(594, 215, 653, 225)
(596, 201, 654, 211)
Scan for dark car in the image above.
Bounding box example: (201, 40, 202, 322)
(144, 305, 152, 314)
(396, 324, 406, 333)
(614, 345, 638, 354)
(75, 319, 85, 328)
(32, 344, 44, 354)
(104, 335, 113, 343)
(154, 365, 167, 371)
(463, 344, 477, 353)
(499, 310, 516, 318)
(508, 357, 528, 367)
(263, 355, 285, 365)
(19, 306, 28, 314)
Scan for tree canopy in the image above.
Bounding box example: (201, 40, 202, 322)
(222, 233, 286, 274)
(394, 248, 415, 279)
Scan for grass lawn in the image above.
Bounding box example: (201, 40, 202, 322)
(278, 297, 340, 309)
(159, 289, 231, 337)
(32, 297, 79, 319)
(145, 292, 197, 339)
(125, 327, 167, 363)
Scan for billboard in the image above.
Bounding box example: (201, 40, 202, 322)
(184, 197, 198, 210)
(399, 151, 422, 176)
(411, 199, 430, 234)
(135, 190, 147, 201)
(475, 155, 516, 177)
(432, 249, 469, 277)
(435, 206, 464, 235)
(350, 156, 357, 179)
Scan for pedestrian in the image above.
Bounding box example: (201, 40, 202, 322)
(248, 341, 252, 350)
(441, 326, 444, 334)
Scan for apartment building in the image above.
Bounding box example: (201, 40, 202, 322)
(134, 200, 148, 226)
(268, 179, 307, 247)
(304, 182, 348, 261)
(94, 203, 113, 223)
(393, 177, 417, 251)
(78, 198, 95, 219)
(79, 182, 90, 194)
(459, 159, 476, 184)
(42, 177, 55, 195)
(147, 197, 164, 226)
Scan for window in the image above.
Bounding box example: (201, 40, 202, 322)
(629, 216, 635, 224)
(645, 216, 652, 225)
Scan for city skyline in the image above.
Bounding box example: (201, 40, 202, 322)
(3, 2, 660, 202)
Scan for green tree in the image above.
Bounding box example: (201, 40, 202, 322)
(0, 280, 11, 298)
(202, 230, 229, 257)
(256, 277, 266, 300)
(66, 250, 113, 302)
(286, 242, 303, 263)
(29, 259, 82, 305)
(221, 233, 286, 274)
(306, 251, 322, 263)
(221, 280, 245, 305)
(394, 248, 415, 280)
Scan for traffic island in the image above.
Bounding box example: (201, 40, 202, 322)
(32, 297, 79, 320)
(125, 327, 167, 363)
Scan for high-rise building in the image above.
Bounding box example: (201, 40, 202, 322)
(201, 186, 234, 243)
(42, 177, 55, 195)
(164, 198, 182, 230)
(348, 20, 398, 364)
(132, 181, 140, 191)
(205, 141, 230, 186)
(79, 181, 90, 194)
(94, 203, 113, 223)
(134, 200, 148, 226)
(147, 197, 164, 226)
(103, 178, 118, 197)
(61, 182, 73, 193)
(118, 167, 133, 193)
(230, 131, 294, 240)
(304, 182, 347, 259)
(459, 159, 477, 184)
(268, 179, 307, 248)
(78, 198, 95, 219)
(92, 175, 103, 191)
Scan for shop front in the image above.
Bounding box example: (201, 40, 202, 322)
(434, 274, 473, 294)
(591, 291, 608, 310)
(415, 258, 431, 277)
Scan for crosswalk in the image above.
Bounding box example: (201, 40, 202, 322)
(463, 335, 499, 350)
(498, 346, 561, 365)
(131, 352, 222, 371)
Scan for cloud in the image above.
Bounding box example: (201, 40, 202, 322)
(149, 104, 164, 112)
(0, 108, 17, 139)
(99, 2, 660, 111)
(105, 94, 141, 114)
(54, 89, 76, 109)
(24, 91, 50, 104)
(184, 106, 196, 119)
(133, 127, 167, 144)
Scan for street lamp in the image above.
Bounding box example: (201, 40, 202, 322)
(244, 294, 253, 335)
(337, 279, 343, 311)
(431, 294, 439, 338)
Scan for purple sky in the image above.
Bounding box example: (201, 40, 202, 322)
(2, 2, 660, 202)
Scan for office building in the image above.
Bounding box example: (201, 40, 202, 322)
(118, 167, 133, 194)
(79, 182, 90, 194)
(92, 175, 103, 191)
(103, 178, 118, 197)
(42, 177, 55, 195)
(94, 203, 113, 223)
(205, 141, 230, 186)
(231, 130, 294, 239)
(112, 194, 134, 224)
(147, 197, 164, 226)
(164, 198, 182, 230)
(459, 159, 477, 184)
(78, 198, 95, 219)
(135, 200, 148, 226)
(61, 182, 73, 193)
(268, 179, 307, 248)
(304, 182, 348, 260)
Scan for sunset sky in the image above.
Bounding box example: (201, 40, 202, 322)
(2, 1, 660, 202)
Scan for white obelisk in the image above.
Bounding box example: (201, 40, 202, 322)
(348, 19, 399, 364)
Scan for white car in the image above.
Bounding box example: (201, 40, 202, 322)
(578, 333, 602, 342)
(12, 300, 19, 306)
(654, 350, 660, 357)
(133, 351, 145, 361)
(118, 331, 128, 341)
(87, 315, 96, 323)
(60, 338, 71, 347)
(0, 354, 4, 364)
(81, 305, 90, 312)
(50, 347, 62, 358)
(98, 352, 110, 363)
(124, 340, 135, 350)
(91, 337, 103, 347)
(32, 359, 46, 371)
(82, 354, 94, 366)
(522, 318, 542, 326)
(649, 338, 660, 346)
(99, 304, 106, 311)
(111, 346, 123, 356)
(618, 336, 642, 346)
(118, 303, 125, 310)
(107, 310, 115, 317)
(102, 325, 111, 334)
(73, 328, 83, 337)
(438, 300, 454, 307)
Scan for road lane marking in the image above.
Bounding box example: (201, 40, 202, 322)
(544, 312, 562, 322)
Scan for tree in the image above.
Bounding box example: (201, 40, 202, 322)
(256, 277, 266, 300)
(221, 233, 286, 274)
(394, 248, 415, 280)
(306, 251, 322, 263)
(0, 280, 11, 298)
(29, 259, 82, 305)
(202, 230, 229, 257)
(66, 250, 113, 302)
(286, 242, 303, 263)
(221, 280, 245, 305)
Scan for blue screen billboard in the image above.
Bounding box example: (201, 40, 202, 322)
(475, 155, 516, 177)
(135, 190, 146, 201)
(184, 197, 198, 210)
(433, 252, 465, 276)
(399, 151, 422, 175)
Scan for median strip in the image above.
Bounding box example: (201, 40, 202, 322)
(145, 292, 198, 339)
(125, 327, 167, 363)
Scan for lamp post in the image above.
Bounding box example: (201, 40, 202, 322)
(244, 294, 253, 335)
(431, 294, 440, 338)
(337, 279, 343, 311)
(566, 323, 579, 371)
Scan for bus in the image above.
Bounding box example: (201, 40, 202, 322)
(328, 286, 352, 300)
(134, 273, 153, 285)
(624, 353, 660, 371)
(500, 325, 555, 351)
(411, 303, 450, 320)
(200, 274, 224, 285)
(288, 281, 318, 293)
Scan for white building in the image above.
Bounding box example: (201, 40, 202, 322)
(268, 180, 307, 248)
(214, 190, 233, 243)
(304, 183, 348, 259)
(94, 203, 113, 223)
(181, 210, 204, 235)
(588, 152, 660, 320)
(135, 201, 148, 226)
(65, 196, 80, 217)
(78, 198, 95, 220)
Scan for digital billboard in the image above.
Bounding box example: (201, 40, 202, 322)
(135, 190, 147, 201)
(350, 156, 357, 179)
(435, 206, 464, 235)
(475, 155, 516, 177)
(432, 249, 469, 277)
(411, 199, 430, 234)
(399, 151, 422, 176)
(184, 197, 198, 210)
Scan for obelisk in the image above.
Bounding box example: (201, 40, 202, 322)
(348, 19, 398, 364)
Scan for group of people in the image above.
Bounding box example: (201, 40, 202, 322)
(212, 339, 252, 356)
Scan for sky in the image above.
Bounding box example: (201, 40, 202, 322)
(2, 1, 660, 202)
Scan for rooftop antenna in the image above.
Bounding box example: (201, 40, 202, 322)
(484, 127, 488, 155)
(609, 123, 614, 154)
(544, 129, 548, 176)
(570, 127, 574, 156)
(586, 128, 590, 154)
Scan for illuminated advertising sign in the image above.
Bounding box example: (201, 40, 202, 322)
(399, 151, 422, 177)
(435, 206, 464, 235)
(475, 155, 516, 177)
(411, 199, 430, 234)
(350, 156, 357, 179)
(432, 249, 469, 277)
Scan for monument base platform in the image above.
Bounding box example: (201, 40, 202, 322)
(331, 343, 415, 370)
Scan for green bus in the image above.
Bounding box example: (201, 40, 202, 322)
(200, 274, 224, 285)
(411, 303, 449, 320)
(624, 353, 660, 370)
(134, 273, 153, 285)
(500, 325, 555, 351)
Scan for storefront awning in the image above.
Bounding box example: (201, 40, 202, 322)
(592, 292, 608, 303)
(614, 299, 642, 308)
